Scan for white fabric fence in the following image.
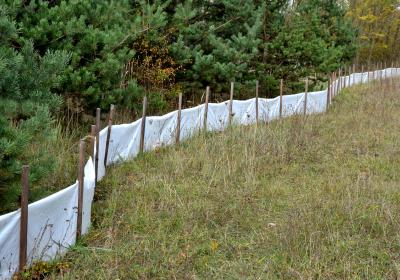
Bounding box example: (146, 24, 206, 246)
(0, 68, 399, 279)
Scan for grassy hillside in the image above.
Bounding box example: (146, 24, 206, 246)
(53, 81, 400, 279)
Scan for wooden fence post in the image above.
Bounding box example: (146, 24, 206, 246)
(336, 71, 339, 94)
(76, 140, 85, 240)
(361, 65, 364, 84)
(176, 92, 182, 145)
(368, 64, 374, 83)
(376, 63, 379, 80)
(95, 108, 100, 183)
(338, 68, 342, 92)
(279, 79, 283, 118)
(352, 64, 356, 85)
(340, 68, 345, 88)
(303, 78, 308, 116)
(90, 125, 96, 162)
(326, 77, 331, 111)
(329, 73, 335, 101)
(371, 64, 374, 82)
(139, 96, 147, 153)
(336, 69, 339, 92)
(229, 82, 234, 126)
(391, 62, 394, 90)
(378, 63, 380, 81)
(348, 66, 352, 87)
(19, 165, 29, 271)
(340, 67, 346, 89)
(384, 62, 387, 92)
(374, 63, 377, 80)
(377, 62, 382, 81)
(384, 61, 387, 80)
(384, 62, 386, 87)
(104, 104, 115, 167)
(255, 81, 259, 124)
(342, 67, 346, 89)
(204, 86, 210, 132)
(332, 71, 337, 98)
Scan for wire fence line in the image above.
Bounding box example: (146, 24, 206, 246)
(0, 66, 399, 280)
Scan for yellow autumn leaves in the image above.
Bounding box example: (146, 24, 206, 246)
(346, 0, 400, 63)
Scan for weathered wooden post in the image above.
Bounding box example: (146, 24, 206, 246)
(391, 62, 394, 90)
(342, 67, 346, 89)
(370, 64, 373, 80)
(372, 63, 375, 81)
(332, 72, 336, 97)
(303, 78, 308, 116)
(332, 73, 335, 97)
(348, 66, 352, 87)
(340, 68, 343, 88)
(279, 79, 283, 118)
(229, 82, 234, 126)
(95, 108, 100, 183)
(326, 77, 331, 111)
(203, 86, 210, 132)
(336, 71, 340, 94)
(139, 96, 147, 153)
(384, 61, 387, 80)
(90, 125, 96, 162)
(19, 165, 29, 271)
(255, 81, 259, 124)
(175, 92, 183, 145)
(104, 104, 115, 167)
(372, 63, 378, 81)
(361, 65, 364, 84)
(76, 140, 85, 240)
(384, 61, 388, 92)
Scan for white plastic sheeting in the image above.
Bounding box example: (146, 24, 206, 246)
(0, 68, 399, 279)
(0, 160, 95, 279)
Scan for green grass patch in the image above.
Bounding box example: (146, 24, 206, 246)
(55, 81, 400, 279)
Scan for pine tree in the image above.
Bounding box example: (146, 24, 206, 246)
(0, 4, 70, 212)
(13, 0, 172, 111)
(264, 0, 357, 94)
(169, 0, 265, 94)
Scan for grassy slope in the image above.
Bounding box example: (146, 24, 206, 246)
(57, 81, 400, 279)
